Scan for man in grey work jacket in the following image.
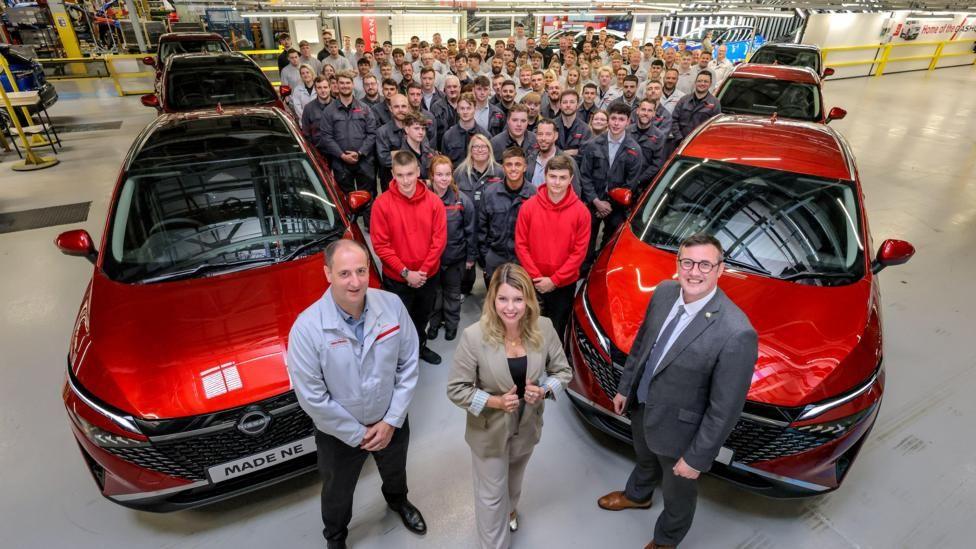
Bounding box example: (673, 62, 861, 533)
(287, 239, 427, 549)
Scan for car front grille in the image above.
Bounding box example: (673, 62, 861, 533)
(572, 319, 840, 464)
(105, 393, 314, 482)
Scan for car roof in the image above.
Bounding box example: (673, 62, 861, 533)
(125, 108, 302, 171)
(757, 42, 822, 53)
(727, 63, 821, 85)
(678, 115, 855, 181)
(158, 32, 225, 42)
(166, 52, 259, 69)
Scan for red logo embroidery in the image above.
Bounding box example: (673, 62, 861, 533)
(626, 149, 639, 156)
(352, 108, 363, 113)
(573, 133, 583, 139)
(329, 338, 350, 347)
(376, 325, 400, 343)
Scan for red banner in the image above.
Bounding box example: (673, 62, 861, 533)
(360, 2, 377, 51)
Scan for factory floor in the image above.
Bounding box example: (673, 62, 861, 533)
(1, 66, 975, 548)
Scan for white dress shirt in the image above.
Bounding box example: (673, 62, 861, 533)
(648, 287, 718, 375)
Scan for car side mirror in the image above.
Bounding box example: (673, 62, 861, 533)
(608, 187, 633, 207)
(55, 229, 97, 264)
(140, 93, 159, 108)
(872, 239, 915, 273)
(822, 67, 835, 77)
(347, 190, 373, 214)
(142, 56, 156, 67)
(826, 106, 846, 124)
(279, 85, 292, 98)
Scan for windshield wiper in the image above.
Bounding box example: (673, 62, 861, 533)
(722, 258, 772, 276)
(779, 271, 859, 282)
(139, 257, 276, 284)
(280, 227, 347, 262)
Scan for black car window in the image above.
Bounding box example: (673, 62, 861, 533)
(631, 157, 865, 285)
(166, 65, 277, 110)
(751, 48, 820, 72)
(718, 77, 821, 121)
(104, 150, 342, 283)
(159, 40, 229, 63)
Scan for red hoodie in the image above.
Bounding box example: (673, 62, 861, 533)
(515, 184, 591, 288)
(370, 180, 448, 282)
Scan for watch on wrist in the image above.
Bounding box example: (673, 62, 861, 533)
(401, 267, 410, 278)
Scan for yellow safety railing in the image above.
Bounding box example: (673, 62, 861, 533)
(822, 38, 976, 77)
(103, 53, 157, 96)
(33, 47, 286, 97)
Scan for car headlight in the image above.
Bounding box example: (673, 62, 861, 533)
(66, 371, 147, 448)
(580, 281, 611, 355)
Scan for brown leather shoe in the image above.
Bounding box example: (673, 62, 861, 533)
(597, 490, 651, 511)
(644, 542, 676, 549)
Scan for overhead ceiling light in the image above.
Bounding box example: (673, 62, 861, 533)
(474, 12, 531, 17)
(241, 12, 319, 18)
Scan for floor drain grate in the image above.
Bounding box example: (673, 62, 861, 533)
(54, 121, 123, 133)
(0, 202, 92, 234)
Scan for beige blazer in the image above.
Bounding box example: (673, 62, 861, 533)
(447, 316, 573, 458)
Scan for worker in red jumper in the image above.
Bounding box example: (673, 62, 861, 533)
(370, 150, 448, 364)
(515, 153, 591, 340)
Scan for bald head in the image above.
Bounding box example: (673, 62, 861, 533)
(324, 239, 368, 268)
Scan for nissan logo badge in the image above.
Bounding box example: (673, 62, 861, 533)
(237, 410, 271, 436)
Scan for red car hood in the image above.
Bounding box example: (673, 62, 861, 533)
(73, 256, 329, 419)
(587, 228, 881, 408)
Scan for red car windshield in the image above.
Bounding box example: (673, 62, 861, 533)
(750, 47, 821, 72)
(159, 40, 229, 63)
(166, 65, 277, 110)
(718, 78, 822, 121)
(104, 136, 343, 284)
(630, 157, 865, 285)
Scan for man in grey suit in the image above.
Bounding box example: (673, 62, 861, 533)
(597, 234, 758, 549)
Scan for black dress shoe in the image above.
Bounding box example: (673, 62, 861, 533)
(390, 500, 427, 535)
(444, 327, 457, 341)
(426, 324, 440, 340)
(420, 346, 442, 365)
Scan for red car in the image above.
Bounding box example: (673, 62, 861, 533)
(716, 63, 846, 124)
(567, 114, 915, 497)
(141, 53, 286, 113)
(142, 32, 230, 81)
(56, 107, 375, 511)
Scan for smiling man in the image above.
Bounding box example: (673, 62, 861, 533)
(514, 154, 590, 339)
(598, 233, 758, 549)
(287, 239, 427, 549)
(370, 151, 447, 365)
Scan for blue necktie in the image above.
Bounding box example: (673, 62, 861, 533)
(637, 305, 685, 404)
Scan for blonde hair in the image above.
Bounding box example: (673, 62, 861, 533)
(458, 133, 501, 179)
(480, 263, 543, 350)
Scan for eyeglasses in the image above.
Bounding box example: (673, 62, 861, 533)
(677, 258, 721, 274)
(471, 145, 489, 151)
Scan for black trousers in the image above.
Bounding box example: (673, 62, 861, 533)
(461, 263, 477, 295)
(383, 272, 440, 348)
(539, 283, 576, 341)
(332, 160, 376, 195)
(316, 419, 410, 543)
(625, 404, 698, 546)
(429, 259, 465, 332)
(581, 205, 627, 275)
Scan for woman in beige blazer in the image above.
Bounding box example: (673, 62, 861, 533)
(447, 263, 573, 549)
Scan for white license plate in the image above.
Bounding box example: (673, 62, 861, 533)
(208, 436, 316, 483)
(715, 446, 734, 465)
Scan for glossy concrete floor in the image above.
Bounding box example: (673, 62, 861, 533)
(2, 66, 975, 548)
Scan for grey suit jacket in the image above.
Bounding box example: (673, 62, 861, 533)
(616, 279, 758, 472)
